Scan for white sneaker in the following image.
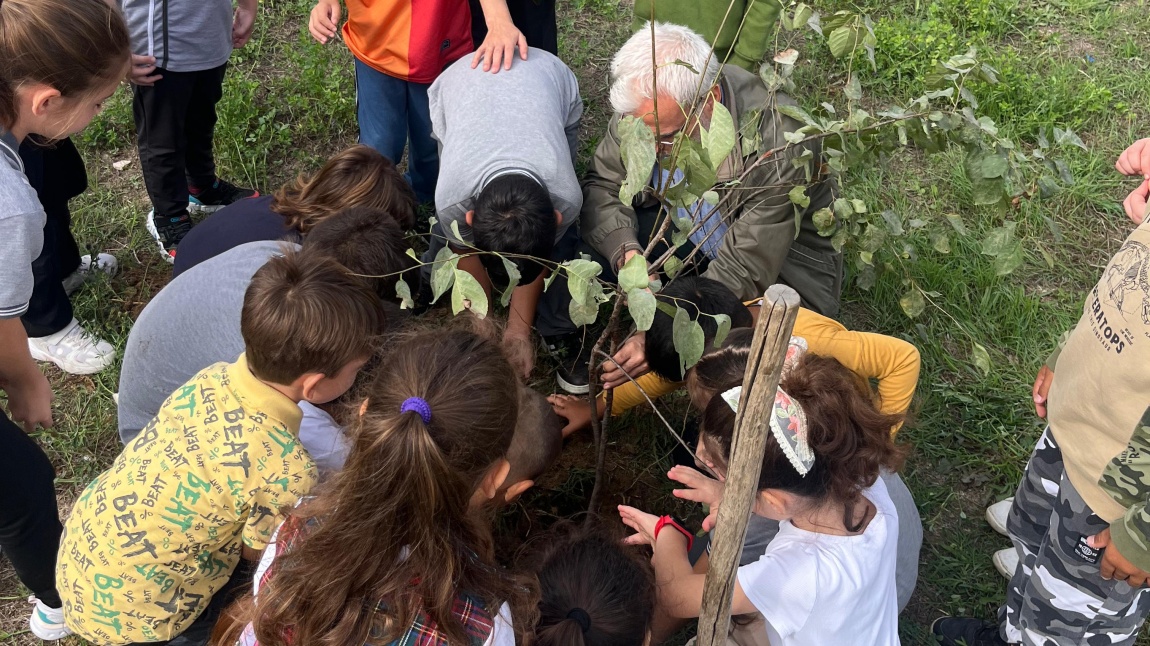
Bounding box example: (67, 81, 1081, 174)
(28, 318, 116, 375)
(993, 547, 1019, 580)
(62, 253, 119, 296)
(28, 596, 72, 641)
(986, 497, 1013, 536)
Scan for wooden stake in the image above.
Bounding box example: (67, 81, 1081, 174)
(695, 284, 801, 646)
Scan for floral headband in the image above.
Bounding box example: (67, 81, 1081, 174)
(719, 335, 813, 476)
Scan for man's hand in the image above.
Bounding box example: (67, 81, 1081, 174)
(502, 328, 535, 379)
(128, 55, 163, 86)
(1124, 179, 1148, 225)
(1032, 364, 1055, 419)
(668, 465, 723, 507)
(1116, 139, 1150, 179)
(7, 369, 53, 433)
(547, 394, 593, 437)
(308, 0, 342, 44)
(232, 2, 257, 48)
(471, 19, 527, 73)
(619, 505, 660, 546)
(601, 332, 648, 389)
(1089, 528, 1150, 587)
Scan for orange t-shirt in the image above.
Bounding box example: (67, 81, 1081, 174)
(344, 0, 474, 84)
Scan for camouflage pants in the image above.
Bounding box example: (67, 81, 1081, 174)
(998, 428, 1150, 645)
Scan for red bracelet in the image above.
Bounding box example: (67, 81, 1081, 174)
(654, 515, 694, 550)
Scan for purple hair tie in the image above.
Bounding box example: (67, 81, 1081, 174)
(400, 397, 432, 424)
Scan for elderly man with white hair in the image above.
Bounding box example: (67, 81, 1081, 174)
(582, 22, 842, 318)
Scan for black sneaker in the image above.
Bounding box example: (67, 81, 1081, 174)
(931, 617, 1010, 646)
(145, 210, 193, 263)
(188, 178, 259, 213)
(546, 332, 592, 395)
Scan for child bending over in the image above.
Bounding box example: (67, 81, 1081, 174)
(525, 521, 655, 646)
(56, 249, 385, 645)
(498, 387, 566, 504)
(620, 354, 908, 646)
(236, 326, 537, 646)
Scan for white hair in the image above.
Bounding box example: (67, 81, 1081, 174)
(608, 22, 721, 116)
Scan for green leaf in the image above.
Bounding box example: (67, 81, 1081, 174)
(980, 154, 1009, 179)
(627, 288, 656, 331)
(498, 255, 521, 307)
(739, 108, 764, 152)
(844, 75, 862, 101)
(944, 213, 968, 236)
(672, 307, 706, 378)
(430, 246, 459, 303)
(993, 241, 1025, 275)
(701, 101, 735, 169)
(854, 263, 876, 290)
(405, 247, 419, 261)
(776, 104, 817, 127)
(450, 269, 489, 318)
(450, 220, 466, 246)
(664, 256, 684, 279)
(569, 288, 602, 327)
(930, 230, 951, 254)
(759, 64, 784, 92)
(702, 190, 720, 205)
(881, 210, 904, 236)
(713, 313, 732, 348)
(827, 25, 858, 59)
(787, 184, 810, 209)
(790, 4, 814, 31)
(971, 342, 991, 376)
(970, 176, 1005, 206)
(618, 116, 657, 205)
(619, 252, 650, 292)
(395, 278, 414, 310)
(980, 222, 1017, 256)
(813, 207, 836, 236)
(849, 198, 867, 213)
(1053, 127, 1087, 151)
(564, 258, 603, 305)
(899, 287, 925, 318)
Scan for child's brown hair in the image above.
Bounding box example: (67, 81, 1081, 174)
(248, 326, 537, 646)
(525, 521, 655, 646)
(701, 354, 908, 528)
(302, 205, 418, 303)
(241, 247, 385, 385)
(0, 0, 130, 128)
(505, 387, 565, 490)
(273, 145, 417, 232)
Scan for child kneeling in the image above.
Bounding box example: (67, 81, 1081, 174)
(620, 354, 907, 646)
(56, 249, 385, 645)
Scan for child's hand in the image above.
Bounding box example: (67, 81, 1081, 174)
(502, 329, 535, 379)
(128, 55, 162, 86)
(232, 2, 257, 48)
(471, 18, 527, 73)
(1116, 138, 1150, 179)
(668, 465, 723, 507)
(7, 369, 54, 433)
(619, 505, 660, 546)
(601, 332, 648, 389)
(1125, 179, 1148, 225)
(1032, 364, 1055, 419)
(309, 0, 342, 44)
(1089, 528, 1150, 587)
(547, 394, 593, 438)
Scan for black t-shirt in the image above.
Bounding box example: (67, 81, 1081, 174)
(173, 195, 302, 277)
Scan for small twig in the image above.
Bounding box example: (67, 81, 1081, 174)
(585, 297, 626, 518)
(594, 349, 719, 480)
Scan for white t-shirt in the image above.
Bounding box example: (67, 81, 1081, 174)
(243, 526, 515, 646)
(297, 402, 350, 476)
(736, 478, 901, 646)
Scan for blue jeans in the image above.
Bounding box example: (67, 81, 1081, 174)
(354, 58, 438, 204)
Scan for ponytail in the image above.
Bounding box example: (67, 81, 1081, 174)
(250, 327, 537, 646)
(701, 354, 908, 521)
(0, 0, 130, 129)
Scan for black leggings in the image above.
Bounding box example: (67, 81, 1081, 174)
(0, 412, 63, 608)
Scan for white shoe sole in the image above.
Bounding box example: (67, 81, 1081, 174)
(144, 210, 175, 264)
(556, 374, 590, 395)
(28, 342, 116, 375)
(985, 497, 1013, 536)
(187, 198, 225, 214)
(993, 548, 1019, 580)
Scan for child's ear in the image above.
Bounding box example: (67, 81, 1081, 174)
(481, 459, 511, 500)
(358, 398, 370, 416)
(754, 490, 787, 518)
(501, 479, 534, 505)
(464, 210, 475, 227)
(554, 209, 563, 226)
(298, 372, 328, 403)
(27, 84, 63, 118)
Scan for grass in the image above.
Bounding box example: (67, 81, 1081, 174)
(2, 0, 1149, 642)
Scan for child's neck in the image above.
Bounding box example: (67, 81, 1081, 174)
(789, 496, 876, 537)
(262, 379, 305, 404)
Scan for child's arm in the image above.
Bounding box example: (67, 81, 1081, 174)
(794, 309, 920, 419)
(504, 272, 544, 378)
(233, 0, 259, 48)
(0, 317, 53, 432)
(471, 0, 528, 73)
(619, 505, 757, 620)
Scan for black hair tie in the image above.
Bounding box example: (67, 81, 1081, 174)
(566, 608, 592, 633)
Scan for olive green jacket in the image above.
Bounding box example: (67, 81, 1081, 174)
(581, 66, 843, 316)
(631, 0, 784, 72)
